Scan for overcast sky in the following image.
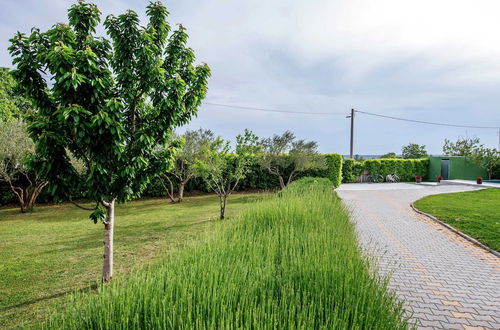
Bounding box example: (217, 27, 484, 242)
(1, 0, 499, 154)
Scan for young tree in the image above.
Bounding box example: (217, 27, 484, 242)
(401, 143, 428, 159)
(259, 131, 325, 189)
(0, 120, 47, 212)
(164, 128, 216, 202)
(442, 137, 481, 156)
(196, 130, 258, 219)
(470, 147, 500, 180)
(9, 1, 209, 282)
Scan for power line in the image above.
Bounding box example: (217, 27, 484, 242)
(355, 109, 500, 130)
(203, 102, 347, 115)
(203, 101, 500, 129)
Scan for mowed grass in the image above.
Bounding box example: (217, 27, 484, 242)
(0, 192, 265, 329)
(45, 178, 409, 329)
(414, 188, 500, 251)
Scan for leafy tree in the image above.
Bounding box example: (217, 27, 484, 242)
(470, 147, 499, 180)
(401, 143, 428, 159)
(442, 137, 481, 156)
(0, 67, 31, 121)
(161, 128, 216, 202)
(0, 120, 47, 212)
(9, 1, 209, 282)
(380, 152, 397, 159)
(259, 131, 325, 189)
(196, 130, 258, 219)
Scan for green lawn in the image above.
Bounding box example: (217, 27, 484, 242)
(0, 193, 265, 329)
(414, 188, 500, 251)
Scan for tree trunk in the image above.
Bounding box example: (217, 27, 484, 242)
(219, 194, 227, 220)
(278, 176, 285, 190)
(159, 175, 175, 202)
(9, 182, 47, 213)
(25, 182, 47, 212)
(102, 199, 116, 283)
(178, 182, 186, 202)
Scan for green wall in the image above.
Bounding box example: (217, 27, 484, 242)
(428, 156, 487, 181)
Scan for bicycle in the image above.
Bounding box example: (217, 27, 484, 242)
(366, 173, 384, 183)
(386, 173, 400, 183)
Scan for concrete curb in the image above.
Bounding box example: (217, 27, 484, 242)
(410, 204, 500, 258)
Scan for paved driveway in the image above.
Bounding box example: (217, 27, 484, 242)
(338, 183, 500, 330)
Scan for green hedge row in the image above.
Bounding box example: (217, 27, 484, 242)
(342, 158, 429, 183)
(1, 154, 343, 205)
(144, 153, 343, 197)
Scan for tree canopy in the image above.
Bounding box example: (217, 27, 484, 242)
(442, 137, 481, 157)
(401, 143, 428, 159)
(470, 146, 499, 180)
(167, 128, 216, 202)
(0, 120, 47, 212)
(259, 131, 325, 189)
(0, 67, 31, 121)
(380, 152, 397, 159)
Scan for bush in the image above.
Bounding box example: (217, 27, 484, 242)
(323, 153, 343, 187)
(493, 163, 500, 180)
(45, 178, 408, 329)
(342, 158, 363, 183)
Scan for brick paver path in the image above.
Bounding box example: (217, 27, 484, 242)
(338, 183, 500, 330)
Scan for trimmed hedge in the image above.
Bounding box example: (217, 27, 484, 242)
(1, 153, 343, 206)
(143, 153, 343, 197)
(342, 158, 429, 183)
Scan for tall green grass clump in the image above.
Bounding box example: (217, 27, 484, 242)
(45, 177, 408, 329)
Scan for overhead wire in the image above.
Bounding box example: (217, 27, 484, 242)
(355, 109, 500, 130)
(203, 101, 499, 130)
(203, 102, 347, 115)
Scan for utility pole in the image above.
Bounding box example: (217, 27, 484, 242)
(498, 128, 500, 152)
(347, 109, 355, 158)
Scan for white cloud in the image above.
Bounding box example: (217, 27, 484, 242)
(1, 0, 499, 153)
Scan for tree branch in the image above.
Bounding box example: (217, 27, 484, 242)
(70, 200, 99, 211)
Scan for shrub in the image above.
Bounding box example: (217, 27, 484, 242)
(45, 178, 408, 329)
(342, 158, 363, 183)
(323, 153, 343, 187)
(493, 164, 500, 179)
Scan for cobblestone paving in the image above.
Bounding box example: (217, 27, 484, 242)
(338, 184, 500, 330)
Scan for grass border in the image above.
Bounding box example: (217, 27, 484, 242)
(410, 203, 500, 258)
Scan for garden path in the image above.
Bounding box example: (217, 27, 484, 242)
(338, 183, 500, 330)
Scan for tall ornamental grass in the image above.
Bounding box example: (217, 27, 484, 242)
(45, 177, 408, 329)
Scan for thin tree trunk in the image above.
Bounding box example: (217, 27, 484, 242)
(219, 194, 227, 220)
(9, 181, 47, 213)
(178, 182, 186, 203)
(10, 185, 26, 213)
(26, 182, 48, 212)
(102, 199, 115, 283)
(159, 175, 175, 203)
(278, 176, 285, 190)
